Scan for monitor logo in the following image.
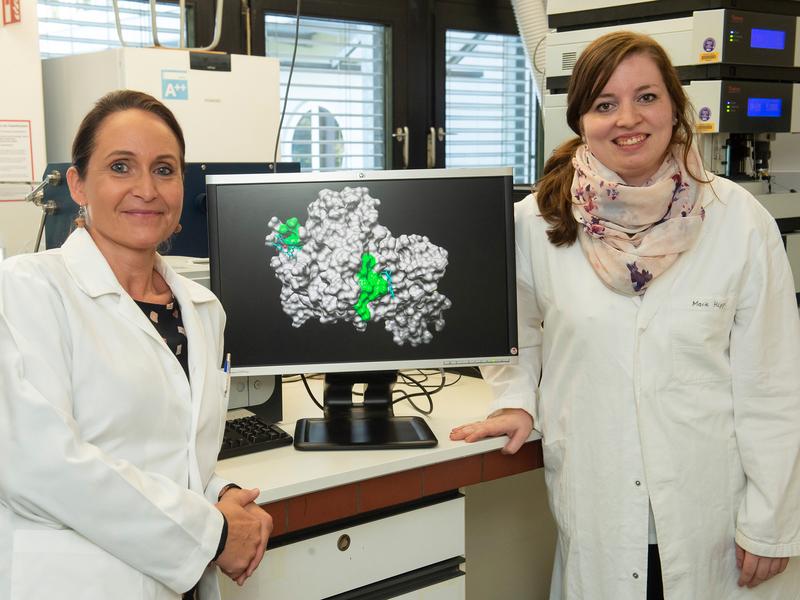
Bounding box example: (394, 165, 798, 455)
(265, 186, 452, 346)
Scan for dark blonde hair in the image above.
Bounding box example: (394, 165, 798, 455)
(536, 31, 701, 246)
(70, 90, 186, 236)
(71, 89, 186, 177)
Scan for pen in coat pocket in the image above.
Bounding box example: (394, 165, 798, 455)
(223, 353, 231, 397)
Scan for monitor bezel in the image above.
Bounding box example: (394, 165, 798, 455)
(206, 167, 518, 377)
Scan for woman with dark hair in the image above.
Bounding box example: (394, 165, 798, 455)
(0, 90, 271, 600)
(451, 32, 800, 599)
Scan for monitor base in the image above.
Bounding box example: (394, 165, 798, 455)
(292, 370, 439, 450)
(294, 415, 437, 450)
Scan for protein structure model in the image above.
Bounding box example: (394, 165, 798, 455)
(265, 186, 452, 346)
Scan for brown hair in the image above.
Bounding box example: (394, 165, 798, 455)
(536, 31, 702, 246)
(71, 89, 186, 177)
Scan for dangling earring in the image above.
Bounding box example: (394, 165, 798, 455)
(174, 223, 183, 234)
(672, 116, 678, 126)
(74, 204, 88, 228)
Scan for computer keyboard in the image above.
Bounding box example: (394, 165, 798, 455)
(218, 413, 293, 459)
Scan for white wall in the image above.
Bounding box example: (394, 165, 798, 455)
(0, 0, 47, 257)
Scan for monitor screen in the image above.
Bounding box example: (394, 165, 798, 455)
(206, 168, 518, 378)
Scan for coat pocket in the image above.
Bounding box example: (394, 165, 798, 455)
(215, 367, 229, 446)
(669, 295, 733, 384)
(10, 528, 160, 600)
(194, 368, 228, 479)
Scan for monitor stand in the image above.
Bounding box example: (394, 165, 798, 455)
(293, 370, 438, 450)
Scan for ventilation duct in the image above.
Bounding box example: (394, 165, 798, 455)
(510, 0, 549, 102)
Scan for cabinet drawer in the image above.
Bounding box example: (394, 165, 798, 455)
(221, 497, 465, 600)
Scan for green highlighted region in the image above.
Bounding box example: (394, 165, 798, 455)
(274, 217, 303, 256)
(353, 253, 390, 322)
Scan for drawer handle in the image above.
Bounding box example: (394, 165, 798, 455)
(337, 534, 351, 552)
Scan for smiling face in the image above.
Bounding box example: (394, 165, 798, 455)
(67, 108, 183, 256)
(579, 52, 675, 186)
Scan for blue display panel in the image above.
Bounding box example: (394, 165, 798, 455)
(750, 28, 786, 50)
(747, 97, 783, 118)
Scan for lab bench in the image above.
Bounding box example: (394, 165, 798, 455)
(216, 376, 546, 600)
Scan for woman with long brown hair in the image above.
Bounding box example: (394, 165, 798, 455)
(452, 31, 800, 600)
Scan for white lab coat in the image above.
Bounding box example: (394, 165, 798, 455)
(483, 175, 800, 600)
(0, 228, 231, 600)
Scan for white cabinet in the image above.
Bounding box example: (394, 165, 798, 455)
(221, 497, 465, 600)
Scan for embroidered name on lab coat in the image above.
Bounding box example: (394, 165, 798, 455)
(689, 297, 728, 310)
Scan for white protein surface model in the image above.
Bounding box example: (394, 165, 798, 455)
(265, 186, 452, 346)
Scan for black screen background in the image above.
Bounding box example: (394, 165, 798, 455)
(210, 175, 515, 371)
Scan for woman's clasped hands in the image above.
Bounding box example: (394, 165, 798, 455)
(214, 487, 273, 586)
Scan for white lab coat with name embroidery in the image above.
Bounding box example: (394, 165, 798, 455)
(483, 176, 800, 600)
(0, 228, 231, 600)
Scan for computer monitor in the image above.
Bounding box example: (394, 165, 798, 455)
(206, 168, 518, 450)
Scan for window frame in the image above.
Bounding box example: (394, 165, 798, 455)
(433, 0, 540, 184)
(249, 0, 411, 169)
(263, 12, 390, 171)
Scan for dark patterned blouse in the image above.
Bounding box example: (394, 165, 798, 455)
(134, 297, 189, 379)
(136, 297, 204, 600)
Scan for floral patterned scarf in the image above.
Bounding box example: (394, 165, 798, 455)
(570, 143, 706, 295)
